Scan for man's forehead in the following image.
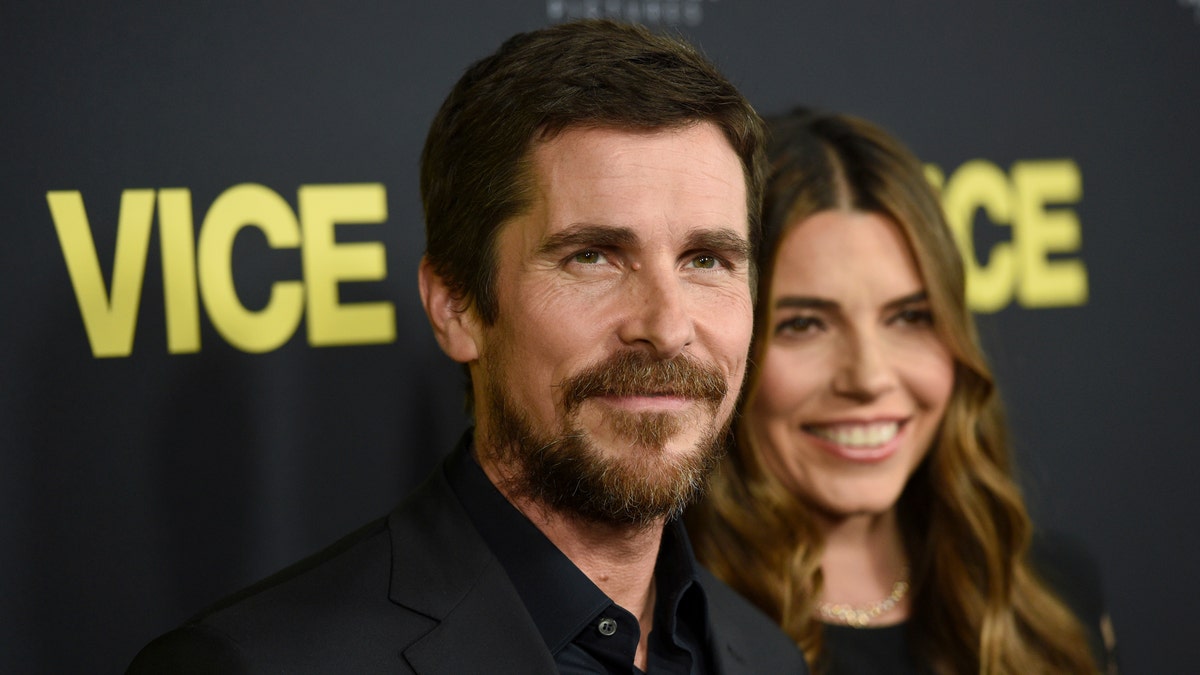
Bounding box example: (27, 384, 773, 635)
(521, 126, 746, 223)
(528, 122, 738, 168)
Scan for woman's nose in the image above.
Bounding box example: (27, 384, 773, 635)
(832, 330, 898, 401)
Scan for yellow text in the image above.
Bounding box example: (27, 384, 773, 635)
(47, 183, 395, 357)
(927, 159, 1088, 313)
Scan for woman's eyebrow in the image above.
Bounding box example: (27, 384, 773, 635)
(883, 290, 929, 311)
(773, 296, 837, 311)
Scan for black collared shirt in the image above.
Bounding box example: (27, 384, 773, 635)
(447, 435, 713, 675)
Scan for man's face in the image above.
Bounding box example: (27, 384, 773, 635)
(472, 122, 753, 526)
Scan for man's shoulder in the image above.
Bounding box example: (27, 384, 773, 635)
(700, 566, 808, 673)
(126, 468, 470, 673)
(195, 515, 397, 625)
(127, 511, 433, 673)
(193, 465, 472, 629)
(126, 514, 421, 671)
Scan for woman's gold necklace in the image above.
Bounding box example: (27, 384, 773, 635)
(817, 572, 910, 628)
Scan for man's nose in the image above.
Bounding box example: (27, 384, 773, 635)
(616, 265, 695, 360)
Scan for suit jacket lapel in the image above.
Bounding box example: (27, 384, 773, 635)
(385, 463, 557, 675)
(402, 559, 557, 675)
(702, 567, 807, 674)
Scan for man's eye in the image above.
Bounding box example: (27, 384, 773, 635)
(690, 254, 722, 270)
(572, 250, 604, 264)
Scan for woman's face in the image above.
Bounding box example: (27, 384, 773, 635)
(748, 209, 955, 520)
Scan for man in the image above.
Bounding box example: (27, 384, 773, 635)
(128, 19, 806, 674)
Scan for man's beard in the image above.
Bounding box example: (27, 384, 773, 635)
(481, 350, 732, 529)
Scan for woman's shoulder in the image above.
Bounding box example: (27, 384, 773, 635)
(1029, 530, 1119, 672)
(1029, 530, 1106, 625)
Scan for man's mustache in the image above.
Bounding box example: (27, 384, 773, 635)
(560, 350, 727, 411)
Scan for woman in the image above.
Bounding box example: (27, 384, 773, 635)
(687, 109, 1114, 674)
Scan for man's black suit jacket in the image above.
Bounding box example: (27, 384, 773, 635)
(127, 452, 808, 674)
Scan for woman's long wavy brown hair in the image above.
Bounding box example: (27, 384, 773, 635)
(687, 109, 1098, 674)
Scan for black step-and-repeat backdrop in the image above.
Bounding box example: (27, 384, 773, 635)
(3, 2, 1197, 671)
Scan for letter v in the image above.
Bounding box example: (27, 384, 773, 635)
(47, 190, 155, 357)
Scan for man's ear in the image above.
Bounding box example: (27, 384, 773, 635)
(418, 256, 481, 364)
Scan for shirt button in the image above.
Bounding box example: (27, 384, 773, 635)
(597, 617, 618, 636)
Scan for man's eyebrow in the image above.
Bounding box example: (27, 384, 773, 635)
(536, 224, 639, 255)
(685, 228, 751, 262)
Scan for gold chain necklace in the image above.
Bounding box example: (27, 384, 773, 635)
(817, 572, 910, 628)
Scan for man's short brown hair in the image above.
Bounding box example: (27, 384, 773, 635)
(420, 19, 765, 326)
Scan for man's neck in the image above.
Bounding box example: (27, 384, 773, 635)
(479, 452, 664, 669)
(524, 498, 664, 611)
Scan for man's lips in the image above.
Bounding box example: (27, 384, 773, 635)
(590, 392, 693, 412)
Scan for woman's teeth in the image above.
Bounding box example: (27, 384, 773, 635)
(807, 421, 900, 448)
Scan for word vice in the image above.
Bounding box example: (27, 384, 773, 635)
(48, 183, 395, 357)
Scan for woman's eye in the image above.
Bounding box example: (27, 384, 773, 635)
(775, 316, 822, 335)
(893, 308, 934, 326)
